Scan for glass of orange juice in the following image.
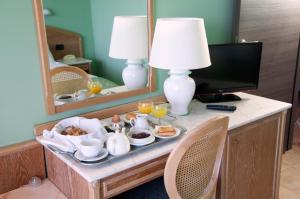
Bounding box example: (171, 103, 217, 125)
(87, 80, 102, 95)
(138, 101, 154, 114)
(151, 104, 168, 124)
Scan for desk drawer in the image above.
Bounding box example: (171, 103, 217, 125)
(100, 155, 168, 199)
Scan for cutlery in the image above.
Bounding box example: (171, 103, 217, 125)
(47, 144, 76, 158)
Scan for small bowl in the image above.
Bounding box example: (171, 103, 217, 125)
(79, 138, 103, 158)
(55, 127, 89, 148)
(127, 129, 154, 145)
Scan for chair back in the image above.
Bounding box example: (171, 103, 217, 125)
(50, 66, 90, 95)
(164, 116, 229, 199)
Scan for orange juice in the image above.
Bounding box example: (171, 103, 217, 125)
(87, 80, 102, 94)
(151, 105, 167, 118)
(138, 101, 153, 114)
(90, 85, 101, 94)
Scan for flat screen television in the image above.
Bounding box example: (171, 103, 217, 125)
(191, 42, 263, 103)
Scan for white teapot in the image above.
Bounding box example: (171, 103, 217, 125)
(106, 128, 130, 156)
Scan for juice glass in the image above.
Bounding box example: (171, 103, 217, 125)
(138, 101, 154, 114)
(87, 80, 102, 95)
(151, 104, 168, 124)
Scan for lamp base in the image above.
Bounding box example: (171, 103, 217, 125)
(122, 59, 148, 90)
(164, 70, 195, 115)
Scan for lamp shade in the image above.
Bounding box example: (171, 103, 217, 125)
(149, 18, 211, 70)
(109, 16, 148, 60)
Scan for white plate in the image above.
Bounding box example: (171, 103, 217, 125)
(74, 148, 108, 162)
(153, 126, 181, 139)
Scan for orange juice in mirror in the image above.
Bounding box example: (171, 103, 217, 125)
(87, 80, 102, 94)
(138, 101, 153, 114)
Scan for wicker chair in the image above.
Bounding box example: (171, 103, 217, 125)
(164, 116, 229, 199)
(50, 66, 90, 95)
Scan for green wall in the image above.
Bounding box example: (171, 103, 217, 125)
(0, 0, 233, 147)
(155, 0, 234, 44)
(42, 0, 96, 60)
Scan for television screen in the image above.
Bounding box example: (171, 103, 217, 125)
(191, 42, 262, 95)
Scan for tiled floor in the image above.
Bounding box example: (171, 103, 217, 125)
(0, 179, 67, 199)
(280, 145, 300, 199)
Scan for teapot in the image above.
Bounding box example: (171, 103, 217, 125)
(130, 114, 150, 130)
(106, 128, 130, 156)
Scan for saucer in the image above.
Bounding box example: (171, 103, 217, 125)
(74, 148, 108, 163)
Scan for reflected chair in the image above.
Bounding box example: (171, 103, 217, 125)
(164, 116, 229, 199)
(50, 66, 90, 95)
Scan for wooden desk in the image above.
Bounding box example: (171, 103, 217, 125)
(36, 93, 291, 199)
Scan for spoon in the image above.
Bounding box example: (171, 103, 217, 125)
(47, 144, 76, 158)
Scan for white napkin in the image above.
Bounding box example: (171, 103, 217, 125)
(41, 130, 76, 153)
(41, 117, 108, 151)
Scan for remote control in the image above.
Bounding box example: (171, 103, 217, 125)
(206, 104, 237, 112)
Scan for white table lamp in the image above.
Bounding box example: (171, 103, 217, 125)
(109, 16, 148, 90)
(149, 18, 211, 115)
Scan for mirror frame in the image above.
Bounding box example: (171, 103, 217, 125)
(32, 0, 156, 114)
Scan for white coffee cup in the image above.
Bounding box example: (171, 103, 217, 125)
(79, 138, 103, 158)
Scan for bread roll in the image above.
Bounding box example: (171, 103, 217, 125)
(112, 115, 121, 123)
(126, 113, 136, 120)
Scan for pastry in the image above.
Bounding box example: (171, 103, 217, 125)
(61, 126, 87, 136)
(157, 126, 176, 137)
(125, 113, 136, 121)
(112, 115, 121, 123)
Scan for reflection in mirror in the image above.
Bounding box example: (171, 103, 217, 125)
(109, 16, 148, 90)
(42, 0, 149, 106)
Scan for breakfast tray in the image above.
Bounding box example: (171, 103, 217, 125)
(47, 118, 187, 166)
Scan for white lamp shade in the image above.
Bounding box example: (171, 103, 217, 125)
(149, 18, 211, 70)
(109, 16, 148, 60)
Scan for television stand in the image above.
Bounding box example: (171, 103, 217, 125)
(195, 93, 242, 103)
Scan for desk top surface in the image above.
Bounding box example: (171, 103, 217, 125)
(36, 92, 291, 182)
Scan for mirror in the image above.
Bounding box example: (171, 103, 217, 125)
(33, 0, 155, 114)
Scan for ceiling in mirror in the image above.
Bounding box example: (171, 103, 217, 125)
(41, 0, 150, 106)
